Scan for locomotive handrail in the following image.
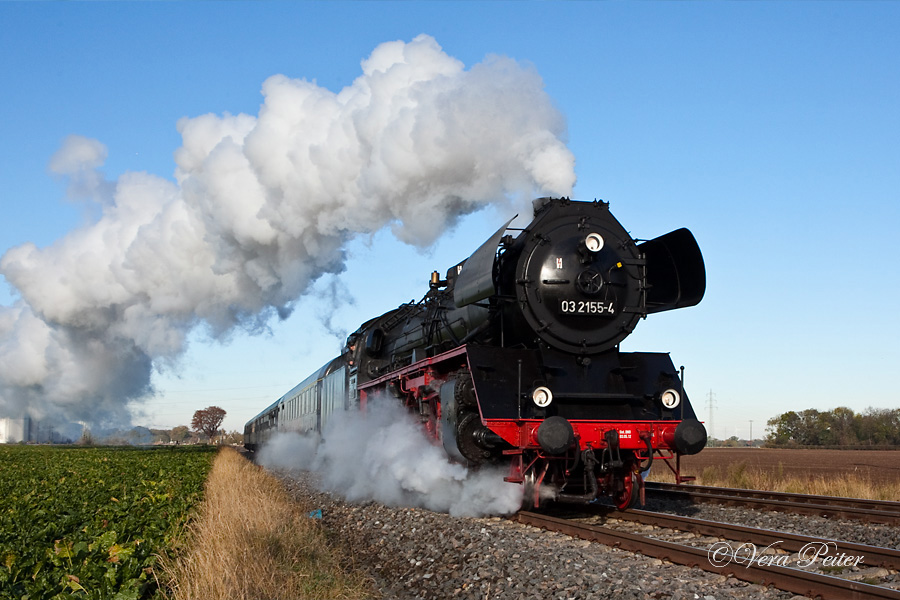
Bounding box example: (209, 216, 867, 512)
(358, 345, 469, 390)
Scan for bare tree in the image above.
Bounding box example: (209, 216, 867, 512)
(191, 406, 227, 443)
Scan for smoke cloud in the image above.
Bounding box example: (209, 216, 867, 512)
(257, 397, 523, 517)
(0, 34, 575, 426)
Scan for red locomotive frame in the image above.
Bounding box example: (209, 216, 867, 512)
(358, 344, 696, 509)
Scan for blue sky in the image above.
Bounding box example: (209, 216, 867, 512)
(1, 2, 898, 438)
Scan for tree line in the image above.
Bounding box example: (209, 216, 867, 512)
(154, 406, 241, 445)
(147, 427, 243, 445)
(766, 406, 900, 447)
(75, 406, 242, 445)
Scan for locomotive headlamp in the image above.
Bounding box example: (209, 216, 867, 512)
(585, 233, 604, 253)
(532, 386, 553, 407)
(660, 388, 681, 410)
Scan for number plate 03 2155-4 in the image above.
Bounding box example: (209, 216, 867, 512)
(559, 299, 615, 316)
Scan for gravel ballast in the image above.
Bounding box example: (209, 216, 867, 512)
(277, 470, 819, 600)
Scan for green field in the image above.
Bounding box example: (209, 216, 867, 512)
(0, 445, 216, 600)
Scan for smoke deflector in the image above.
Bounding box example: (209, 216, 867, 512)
(639, 228, 706, 314)
(453, 217, 515, 309)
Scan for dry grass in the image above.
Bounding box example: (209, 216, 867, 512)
(647, 460, 900, 501)
(160, 447, 372, 600)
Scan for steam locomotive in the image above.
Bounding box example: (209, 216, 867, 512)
(245, 197, 707, 509)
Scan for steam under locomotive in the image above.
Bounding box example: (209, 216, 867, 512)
(245, 197, 707, 509)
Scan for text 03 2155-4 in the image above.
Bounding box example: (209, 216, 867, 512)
(559, 300, 615, 316)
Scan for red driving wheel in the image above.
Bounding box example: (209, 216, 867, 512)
(614, 472, 639, 510)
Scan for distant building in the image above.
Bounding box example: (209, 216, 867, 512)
(0, 417, 73, 443)
(0, 417, 29, 443)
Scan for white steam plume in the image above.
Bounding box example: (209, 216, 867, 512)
(257, 397, 523, 517)
(0, 34, 575, 426)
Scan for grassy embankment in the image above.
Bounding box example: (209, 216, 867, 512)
(647, 460, 900, 501)
(162, 447, 371, 600)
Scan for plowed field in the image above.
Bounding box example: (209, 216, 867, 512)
(676, 448, 900, 485)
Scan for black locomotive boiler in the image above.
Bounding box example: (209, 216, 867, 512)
(246, 197, 707, 509)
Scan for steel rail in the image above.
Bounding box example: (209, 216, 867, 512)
(645, 483, 900, 525)
(647, 482, 900, 513)
(602, 508, 900, 570)
(515, 511, 900, 600)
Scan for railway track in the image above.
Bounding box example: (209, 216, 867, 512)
(602, 507, 900, 571)
(515, 509, 900, 600)
(645, 481, 900, 525)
